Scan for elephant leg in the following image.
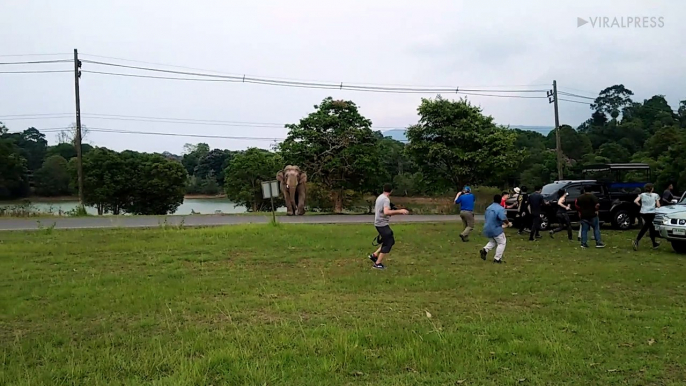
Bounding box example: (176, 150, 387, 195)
(282, 188, 295, 215)
(296, 184, 306, 215)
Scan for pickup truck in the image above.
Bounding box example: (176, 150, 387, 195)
(506, 180, 641, 231)
(653, 192, 686, 254)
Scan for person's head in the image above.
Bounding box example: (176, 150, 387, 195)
(534, 185, 542, 193)
(521, 186, 528, 193)
(493, 194, 502, 204)
(557, 189, 566, 198)
(668, 183, 674, 191)
(514, 187, 521, 194)
(644, 183, 654, 193)
(383, 183, 393, 195)
(463, 186, 471, 194)
(502, 191, 509, 200)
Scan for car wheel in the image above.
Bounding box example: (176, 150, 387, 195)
(612, 210, 632, 230)
(672, 240, 686, 254)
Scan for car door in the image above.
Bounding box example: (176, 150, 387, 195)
(584, 183, 612, 218)
(564, 185, 583, 222)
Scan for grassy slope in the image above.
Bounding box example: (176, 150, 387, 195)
(1, 224, 685, 385)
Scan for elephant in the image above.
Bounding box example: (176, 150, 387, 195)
(276, 165, 307, 215)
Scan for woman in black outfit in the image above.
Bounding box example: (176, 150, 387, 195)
(550, 188, 572, 240)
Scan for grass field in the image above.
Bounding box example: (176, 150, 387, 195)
(1, 223, 685, 385)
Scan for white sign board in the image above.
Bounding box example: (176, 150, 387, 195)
(261, 180, 280, 199)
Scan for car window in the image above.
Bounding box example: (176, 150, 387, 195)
(584, 184, 603, 195)
(565, 186, 583, 200)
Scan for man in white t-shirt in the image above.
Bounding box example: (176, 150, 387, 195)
(633, 183, 661, 250)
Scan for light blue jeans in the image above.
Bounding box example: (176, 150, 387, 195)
(580, 217, 602, 246)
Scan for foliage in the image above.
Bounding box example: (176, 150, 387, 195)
(78, 148, 187, 215)
(223, 148, 283, 212)
(405, 95, 522, 191)
(0, 138, 30, 199)
(34, 155, 72, 197)
(278, 97, 383, 212)
(181, 143, 210, 175)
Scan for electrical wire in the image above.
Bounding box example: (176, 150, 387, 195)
(0, 70, 71, 74)
(0, 53, 71, 58)
(558, 91, 595, 100)
(0, 59, 72, 66)
(559, 98, 591, 105)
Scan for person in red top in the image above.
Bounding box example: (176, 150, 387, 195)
(500, 192, 515, 209)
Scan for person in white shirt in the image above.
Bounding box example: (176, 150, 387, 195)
(633, 183, 661, 250)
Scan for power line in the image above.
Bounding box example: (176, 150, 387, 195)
(0, 59, 72, 66)
(81, 52, 551, 90)
(80, 59, 549, 96)
(0, 70, 71, 74)
(559, 98, 591, 105)
(558, 91, 595, 100)
(0, 53, 71, 58)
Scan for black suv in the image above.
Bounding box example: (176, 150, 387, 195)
(506, 180, 641, 231)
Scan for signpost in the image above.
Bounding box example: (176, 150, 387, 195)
(261, 180, 280, 223)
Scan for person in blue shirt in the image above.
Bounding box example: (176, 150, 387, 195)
(479, 194, 510, 264)
(454, 186, 476, 242)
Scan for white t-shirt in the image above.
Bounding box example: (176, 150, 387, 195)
(639, 192, 660, 214)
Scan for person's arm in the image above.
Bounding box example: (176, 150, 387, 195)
(634, 195, 641, 206)
(454, 193, 462, 204)
(557, 195, 569, 210)
(655, 193, 661, 208)
(383, 201, 408, 216)
(498, 208, 510, 227)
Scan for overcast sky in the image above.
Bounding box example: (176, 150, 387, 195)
(2, 0, 684, 154)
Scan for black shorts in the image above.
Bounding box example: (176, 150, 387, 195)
(375, 225, 395, 253)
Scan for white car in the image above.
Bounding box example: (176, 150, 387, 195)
(653, 192, 686, 254)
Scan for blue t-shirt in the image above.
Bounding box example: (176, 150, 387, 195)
(483, 203, 507, 238)
(455, 193, 475, 211)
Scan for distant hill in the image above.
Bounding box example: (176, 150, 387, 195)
(381, 125, 554, 142)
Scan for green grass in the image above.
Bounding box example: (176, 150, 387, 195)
(1, 224, 685, 385)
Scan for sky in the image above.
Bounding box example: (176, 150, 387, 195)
(2, 0, 684, 154)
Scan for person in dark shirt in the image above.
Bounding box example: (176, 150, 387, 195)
(527, 186, 545, 241)
(517, 186, 530, 235)
(661, 183, 675, 206)
(575, 187, 606, 249)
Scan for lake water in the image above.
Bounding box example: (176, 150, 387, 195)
(0, 198, 287, 216)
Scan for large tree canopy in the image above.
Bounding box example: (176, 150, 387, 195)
(405, 95, 521, 191)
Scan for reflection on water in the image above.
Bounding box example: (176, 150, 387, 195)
(0, 198, 287, 216)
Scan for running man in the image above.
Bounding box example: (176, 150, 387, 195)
(633, 183, 661, 250)
(517, 186, 530, 235)
(368, 184, 409, 269)
(661, 183, 675, 206)
(480, 194, 510, 264)
(454, 186, 476, 242)
(550, 188, 573, 240)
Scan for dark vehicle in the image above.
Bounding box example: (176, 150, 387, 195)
(506, 164, 650, 231)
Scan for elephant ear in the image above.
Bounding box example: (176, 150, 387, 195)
(276, 171, 284, 182)
(298, 171, 307, 184)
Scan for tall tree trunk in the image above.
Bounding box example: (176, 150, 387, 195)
(333, 189, 344, 213)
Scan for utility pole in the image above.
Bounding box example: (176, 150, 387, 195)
(73, 49, 85, 206)
(548, 80, 563, 180)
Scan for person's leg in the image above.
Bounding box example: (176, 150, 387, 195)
(369, 245, 382, 262)
(518, 212, 527, 234)
(551, 213, 563, 235)
(459, 211, 468, 240)
(580, 220, 589, 247)
(593, 217, 604, 247)
(493, 233, 507, 262)
(529, 215, 540, 240)
(465, 211, 475, 237)
(636, 214, 650, 243)
(374, 226, 395, 267)
(480, 237, 497, 260)
(564, 214, 573, 240)
(646, 213, 659, 247)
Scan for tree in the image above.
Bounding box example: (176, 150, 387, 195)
(79, 148, 132, 215)
(34, 155, 72, 197)
(591, 84, 634, 119)
(181, 143, 210, 175)
(545, 125, 593, 161)
(57, 123, 90, 145)
(224, 148, 283, 212)
(122, 152, 187, 215)
(195, 148, 233, 185)
(0, 138, 29, 199)
(597, 143, 631, 163)
(0, 127, 48, 172)
(405, 95, 521, 191)
(278, 97, 382, 212)
(46, 142, 93, 161)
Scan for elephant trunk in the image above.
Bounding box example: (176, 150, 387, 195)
(288, 185, 298, 214)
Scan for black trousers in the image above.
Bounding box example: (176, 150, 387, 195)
(529, 213, 541, 240)
(636, 213, 657, 245)
(375, 225, 395, 253)
(552, 212, 573, 240)
(518, 211, 531, 233)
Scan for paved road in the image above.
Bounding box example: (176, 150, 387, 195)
(0, 214, 484, 231)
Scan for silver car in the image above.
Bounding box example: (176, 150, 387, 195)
(653, 192, 686, 254)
